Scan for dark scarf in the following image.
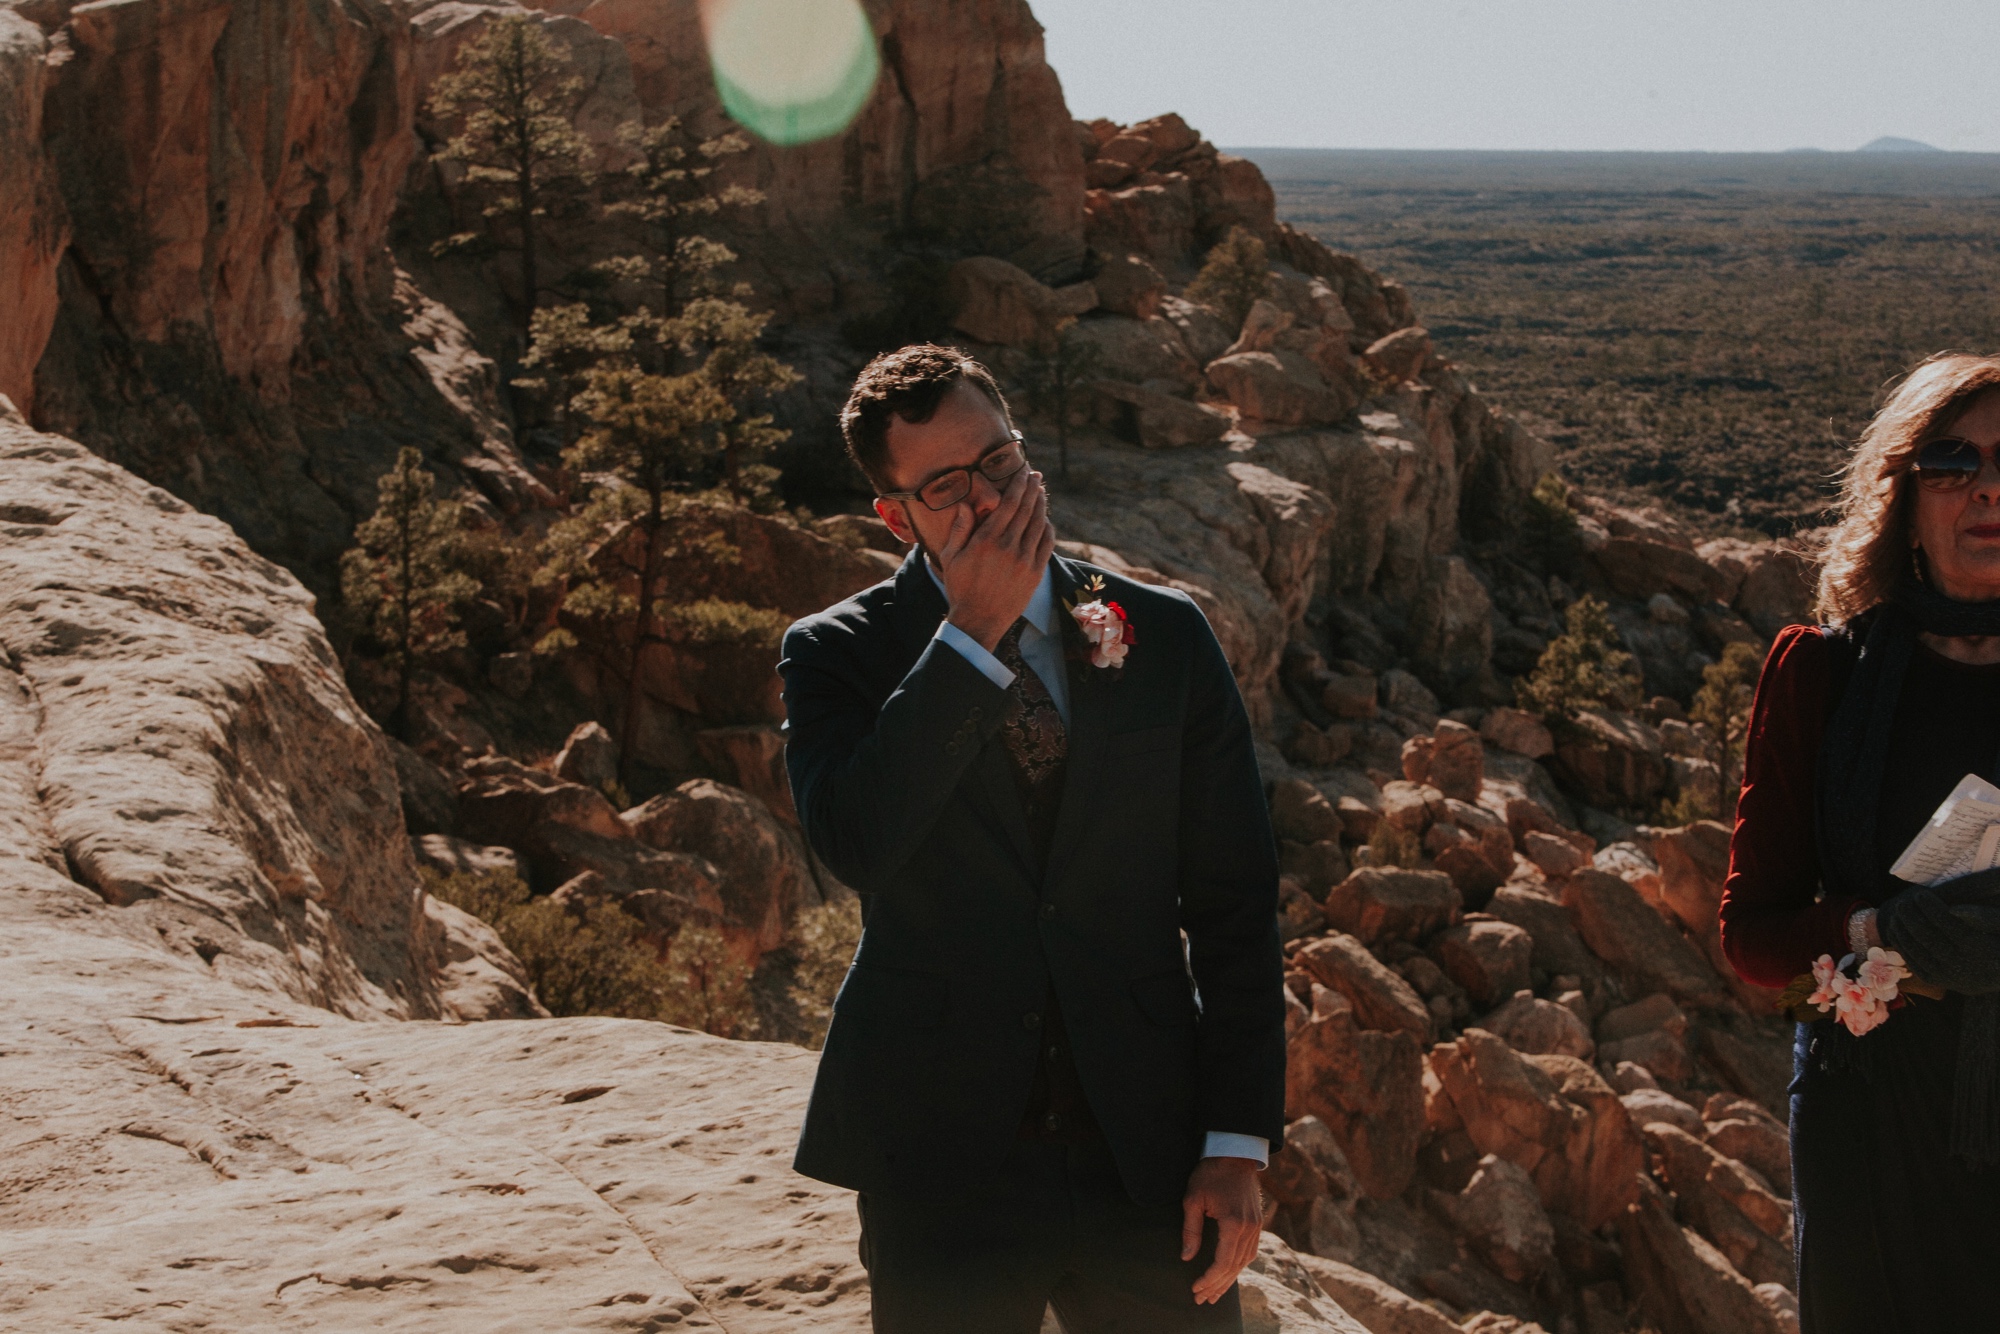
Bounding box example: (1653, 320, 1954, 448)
(1817, 577, 2000, 1165)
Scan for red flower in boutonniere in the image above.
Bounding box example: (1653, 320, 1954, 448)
(1066, 574, 1135, 671)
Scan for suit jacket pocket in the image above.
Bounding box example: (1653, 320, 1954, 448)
(1109, 723, 1179, 758)
(1129, 966, 1199, 1028)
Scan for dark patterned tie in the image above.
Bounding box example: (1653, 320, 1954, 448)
(994, 618, 1067, 793)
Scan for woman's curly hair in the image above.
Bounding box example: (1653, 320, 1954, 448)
(1818, 352, 2000, 624)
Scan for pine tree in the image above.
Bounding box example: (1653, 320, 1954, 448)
(1023, 316, 1104, 482)
(1185, 224, 1271, 331)
(599, 118, 760, 327)
(527, 113, 799, 787)
(427, 13, 595, 341)
(1515, 595, 1644, 722)
(1689, 640, 1762, 800)
(339, 448, 481, 738)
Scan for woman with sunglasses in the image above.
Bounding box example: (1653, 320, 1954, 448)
(1720, 353, 2000, 1331)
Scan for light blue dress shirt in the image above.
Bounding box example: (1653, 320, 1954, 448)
(925, 560, 1269, 1168)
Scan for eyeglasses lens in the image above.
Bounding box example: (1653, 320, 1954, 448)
(982, 441, 1028, 483)
(916, 441, 1028, 510)
(1915, 438, 1983, 490)
(919, 473, 969, 509)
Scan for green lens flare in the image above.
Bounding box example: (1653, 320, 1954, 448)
(706, 0, 879, 147)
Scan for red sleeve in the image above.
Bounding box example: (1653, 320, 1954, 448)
(1718, 624, 1866, 987)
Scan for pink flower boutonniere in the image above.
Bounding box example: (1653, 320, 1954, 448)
(1066, 574, 1135, 671)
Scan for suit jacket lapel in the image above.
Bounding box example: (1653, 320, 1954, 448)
(1045, 556, 1114, 889)
(886, 547, 1039, 884)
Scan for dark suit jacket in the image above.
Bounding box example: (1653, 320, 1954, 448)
(779, 549, 1284, 1207)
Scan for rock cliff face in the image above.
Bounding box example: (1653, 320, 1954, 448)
(0, 404, 532, 1022)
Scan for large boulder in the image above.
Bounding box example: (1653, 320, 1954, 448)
(1552, 709, 1668, 810)
(1286, 1000, 1426, 1200)
(1618, 1175, 1790, 1334)
(945, 255, 1096, 347)
(1480, 707, 1554, 760)
(1400, 720, 1485, 802)
(1206, 349, 1357, 425)
(1270, 778, 1346, 844)
(1092, 251, 1168, 320)
(1096, 379, 1230, 448)
(1429, 1031, 1641, 1229)
(552, 721, 618, 791)
(624, 780, 821, 959)
(1294, 1256, 1463, 1334)
(1293, 933, 1431, 1041)
(1323, 868, 1460, 946)
(1563, 870, 1730, 1009)
(1479, 992, 1595, 1061)
(1429, 1153, 1554, 1284)
(1485, 885, 1609, 994)
(1643, 1124, 1792, 1288)
(1739, 550, 1817, 638)
(1086, 178, 1197, 268)
(1428, 919, 1533, 1009)
(694, 724, 795, 824)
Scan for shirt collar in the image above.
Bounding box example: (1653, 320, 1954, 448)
(925, 559, 1059, 638)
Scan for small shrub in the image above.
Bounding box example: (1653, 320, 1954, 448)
(1365, 821, 1424, 870)
(655, 922, 758, 1039)
(1521, 472, 1581, 576)
(425, 867, 677, 1020)
(425, 867, 760, 1037)
(1516, 595, 1644, 722)
(659, 597, 789, 649)
(1185, 225, 1271, 331)
(784, 896, 863, 1050)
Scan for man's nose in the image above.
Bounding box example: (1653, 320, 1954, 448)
(967, 470, 1003, 518)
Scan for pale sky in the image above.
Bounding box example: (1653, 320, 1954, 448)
(1032, 0, 2000, 153)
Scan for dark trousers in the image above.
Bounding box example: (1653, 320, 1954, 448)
(857, 1134, 1244, 1334)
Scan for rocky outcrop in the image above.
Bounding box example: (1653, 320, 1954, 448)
(0, 409, 532, 1021)
(0, 11, 63, 414)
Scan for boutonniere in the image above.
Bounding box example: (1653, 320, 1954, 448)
(1065, 574, 1135, 672)
(1776, 948, 1941, 1034)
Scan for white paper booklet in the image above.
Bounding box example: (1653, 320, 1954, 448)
(1890, 772, 2000, 885)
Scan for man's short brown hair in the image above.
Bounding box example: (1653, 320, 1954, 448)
(840, 344, 1013, 491)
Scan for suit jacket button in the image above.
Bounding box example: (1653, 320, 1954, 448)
(1041, 902, 1057, 920)
(1043, 1112, 1063, 1133)
(1022, 1012, 1041, 1031)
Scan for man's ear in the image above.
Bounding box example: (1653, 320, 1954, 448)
(873, 496, 916, 547)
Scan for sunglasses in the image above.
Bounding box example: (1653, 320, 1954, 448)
(1911, 437, 2000, 492)
(878, 432, 1029, 511)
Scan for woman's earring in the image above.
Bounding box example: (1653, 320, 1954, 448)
(1912, 547, 1928, 585)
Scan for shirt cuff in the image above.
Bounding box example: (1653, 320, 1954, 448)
(1202, 1131, 1269, 1167)
(934, 620, 1015, 691)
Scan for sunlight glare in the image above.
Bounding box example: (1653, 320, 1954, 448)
(703, 0, 879, 146)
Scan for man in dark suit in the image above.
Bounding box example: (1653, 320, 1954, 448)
(780, 344, 1285, 1332)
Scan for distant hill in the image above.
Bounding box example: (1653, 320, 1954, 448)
(1858, 136, 1943, 153)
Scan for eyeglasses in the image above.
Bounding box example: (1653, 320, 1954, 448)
(878, 432, 1029, 511)
(1911, 437, 2000, 492)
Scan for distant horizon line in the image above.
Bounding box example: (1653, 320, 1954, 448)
(1223, 144, 1999, 157)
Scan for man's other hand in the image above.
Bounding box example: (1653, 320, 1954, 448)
(937, 465, 1055, 652)
(1182, 1155, 1262, 1305)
